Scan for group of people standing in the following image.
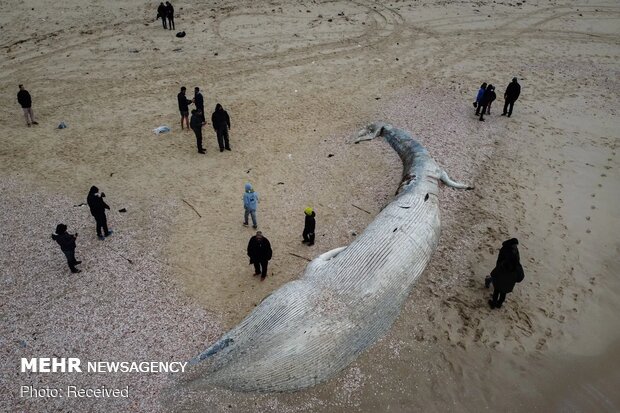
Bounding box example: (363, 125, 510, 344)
(156, 2, 175, 30)
(178, 86, 231, 154)
(241, 183, 317, 280)
(474, 77, 521, 121)
(51, 186, 113, 273)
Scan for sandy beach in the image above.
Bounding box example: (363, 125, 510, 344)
(1, 0, 619, 412)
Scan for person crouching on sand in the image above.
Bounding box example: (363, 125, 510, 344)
(51, 224, 81, 273)
(485, 238, 525, 309)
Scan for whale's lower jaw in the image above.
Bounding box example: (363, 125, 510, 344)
(190, 123, 470, 392)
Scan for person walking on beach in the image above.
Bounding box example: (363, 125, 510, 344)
(51, 224, 82, 273)
(247, 231, 272, 281)
(17, 84, 38, 127)
(478, 84, 494, 122)
(157, 2, 167, 29)
(211, 103, 231, 152)
(165, 1, 175, 30)
(502, 77, 521, 117)
(302, 207, 316, 246)
(190, 109, 206, 154)
(474, 82, 487, 112)
(177, 86, 193, 130)
(194, 87, 205, 122)
(243, 183, 259, 228)
(485, 238, 525, 309)
(87, 186, 113, 240)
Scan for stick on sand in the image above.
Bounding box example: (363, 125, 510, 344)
(288, 252, 311, 262)
(182, 199, 202, 218)
(351, 204, 371, 214)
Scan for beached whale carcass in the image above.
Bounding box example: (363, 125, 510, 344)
(189, 122, 473, 392)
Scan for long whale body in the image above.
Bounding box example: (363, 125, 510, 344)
(189, 122, 473, 392)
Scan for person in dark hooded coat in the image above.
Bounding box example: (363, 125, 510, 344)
(87, 186, 112, 240)
(502, 77, 521, 117)
(247, 231, 272, 280)
(211, 103, 231, 152)
(486, 238, 525, 309)
(478, 84, 495, 121)
(302, 207, 316, 246)
(51, 224, 81, 273)
(157, 2, 167, 29)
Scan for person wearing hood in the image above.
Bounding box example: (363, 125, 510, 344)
(302, 207, 316, 246)
(247, 231, 272, 280)
(157, 2, 167, 29)
(51, 224, 81, 273)
(485, 238, 525, 309)
(478, 84, 495, 121)
(165, 1, 175, 30)
(87, 186, 112, 240)
(211, 103, 231, 152)
(474, 82, 487, 111)
(485, 85, 497, 115)
(502, 77, 521, 117)
(243, 183, 259, 229)
(194, 87, 205, 122)
(190, 109, 206, 154)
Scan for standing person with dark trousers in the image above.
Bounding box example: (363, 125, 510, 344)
(502, 77, 521, 117)
(211, 103, 231, 152)
(194, 87, 205, 122)
(486, 85, 497, 115)
(302, 207, 316, 246)
(87, 186, 113, 240)
(478, 84, 494, 122)
(157, 2, 167, 29)
(247, 231, 272, 281)
(485, 238, 525, 309)
(190, 109, 206, 154)
(51, 224, 81, 273)
(177, 86, 193, 130)
(17, 84, 38, 127)
(165, 1, 175, 30)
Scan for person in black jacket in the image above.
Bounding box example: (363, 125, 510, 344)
(190, 109, 206, 154)
(17, 84, 38, 127)
(485, 85, 497, 115)
(165, 1, 175, 30)
(87, 186, 112, 240)
(247, 231, 272, 280)
(211, 103, 231, 152)
(478, 84, 494, 121)
(502, 77, 521, 117)
(302, 207, 316, 246)
(51, 224, 81, 273)
(194, 87, 205, 122)
(157, 2, 167, 29)
(177, 87, 193, 130)
(485, 238, 525, 309)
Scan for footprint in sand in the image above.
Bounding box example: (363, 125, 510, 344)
(536, 338, 546, 350)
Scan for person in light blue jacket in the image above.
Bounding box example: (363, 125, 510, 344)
(243, 183, 259, 229)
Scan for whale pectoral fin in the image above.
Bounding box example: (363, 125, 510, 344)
(440, 170, 474, 190)
(307, 246, 348, 272)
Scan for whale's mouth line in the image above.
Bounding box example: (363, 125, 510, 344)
(188, 122, 473, 392)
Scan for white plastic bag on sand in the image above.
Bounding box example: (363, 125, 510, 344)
(153, 125, 171, 135)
